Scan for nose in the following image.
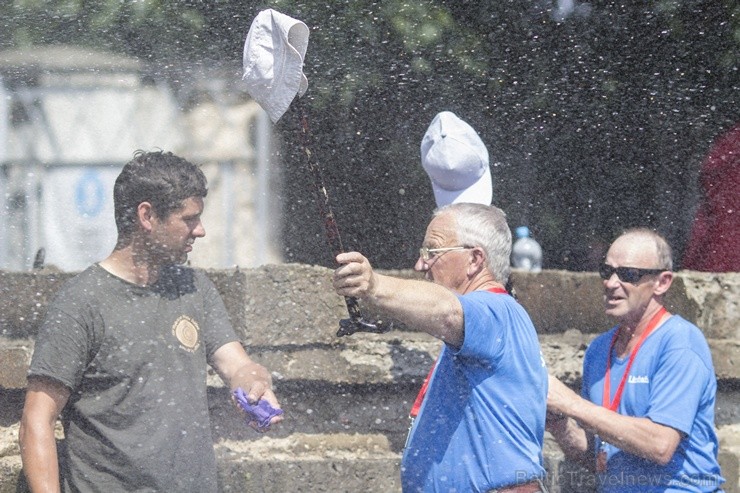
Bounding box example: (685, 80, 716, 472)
(603, 272, 620, 289)
(193, 221, 206, 238)
(414, 255, 428, 272)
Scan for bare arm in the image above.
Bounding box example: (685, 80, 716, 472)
(547, 375, 682, 466)
(211, 341, 283, 429)
(19, 377, 71, 493)
(333, 252, 464, 346)
(546, 411, 594, 470)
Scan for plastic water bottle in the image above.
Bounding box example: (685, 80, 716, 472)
(512, 226, 543, 272)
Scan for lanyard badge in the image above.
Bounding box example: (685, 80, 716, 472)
(596, 437, 608, 473)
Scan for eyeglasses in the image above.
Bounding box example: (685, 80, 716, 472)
(598, 263, 666, 284)
(419, 246, 472, 262)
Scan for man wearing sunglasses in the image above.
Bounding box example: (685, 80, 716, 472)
(546, 228, 724, 492)
(333, 203, 548, 493)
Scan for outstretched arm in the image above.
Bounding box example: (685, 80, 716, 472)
(332, 252, 465, 346)
(20, 376, 71, 493)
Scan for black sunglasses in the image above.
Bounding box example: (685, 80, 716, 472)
(598, 264, 665, 284)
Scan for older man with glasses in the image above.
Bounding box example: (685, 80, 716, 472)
(547, 228, 725, 492)
(333, 202, 548, 493)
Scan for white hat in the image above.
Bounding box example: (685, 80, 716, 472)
(420, 111, 492, 207)
(242, 9, 309, 123)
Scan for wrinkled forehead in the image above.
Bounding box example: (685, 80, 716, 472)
(606, 234, 659, 267)
(424, 213, 458, 244)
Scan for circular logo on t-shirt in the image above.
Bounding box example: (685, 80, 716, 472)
(172, 315, 201, 352)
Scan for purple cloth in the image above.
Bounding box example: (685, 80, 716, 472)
(233, 388, 283, 430)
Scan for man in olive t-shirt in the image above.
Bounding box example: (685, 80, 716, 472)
(20, 151, 283, 492)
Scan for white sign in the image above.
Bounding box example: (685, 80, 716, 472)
(42, 166, 120, 271)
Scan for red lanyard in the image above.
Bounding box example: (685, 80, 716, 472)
(409, 287, 508, 418)
(602, 307, 668, 411)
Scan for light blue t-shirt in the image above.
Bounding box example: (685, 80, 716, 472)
(401, 290, 548, 492)
(582, 315, 725, 493)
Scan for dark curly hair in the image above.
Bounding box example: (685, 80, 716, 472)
(113, 150, 208, 237)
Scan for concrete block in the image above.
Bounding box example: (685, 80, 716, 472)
(719, 449, 739, 493)
(510, 270, 611, 334)
(0, 457, 22, 493)
(679, 272, 740, 340)
(236, 264, 352, 346)
(0, 339, 32, 390)
(710, 339, 740, 383)
(509, 269, 740, 339)
(216, 433, 400, 492)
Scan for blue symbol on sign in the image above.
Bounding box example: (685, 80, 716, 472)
(75, 170, 105, 217)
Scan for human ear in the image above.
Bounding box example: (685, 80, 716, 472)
(467, 247, 486, 276)
(137, 202, 155, 232)
(654, 271, 673, 296)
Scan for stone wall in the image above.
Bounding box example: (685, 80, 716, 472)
(0, 266, 737, 492)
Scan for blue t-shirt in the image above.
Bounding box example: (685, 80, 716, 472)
(401, 290, 548, 492)
(582, 315, 725, 493)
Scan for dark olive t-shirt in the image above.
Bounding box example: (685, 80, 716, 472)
(29, 264, 239, 492)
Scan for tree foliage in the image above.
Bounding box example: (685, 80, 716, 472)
(2, 0, 737, 269)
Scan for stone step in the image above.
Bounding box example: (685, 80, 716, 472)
(216, 433, 400, 492)
(1, 335, 737, 391)
(2, 268, 739, 342)
(1, 428, 737, 492)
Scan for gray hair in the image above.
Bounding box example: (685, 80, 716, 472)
(618, 228, 674, 271)
(434, 203, 512, 284)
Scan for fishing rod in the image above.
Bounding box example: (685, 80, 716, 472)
(293, 97, 392, 337)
